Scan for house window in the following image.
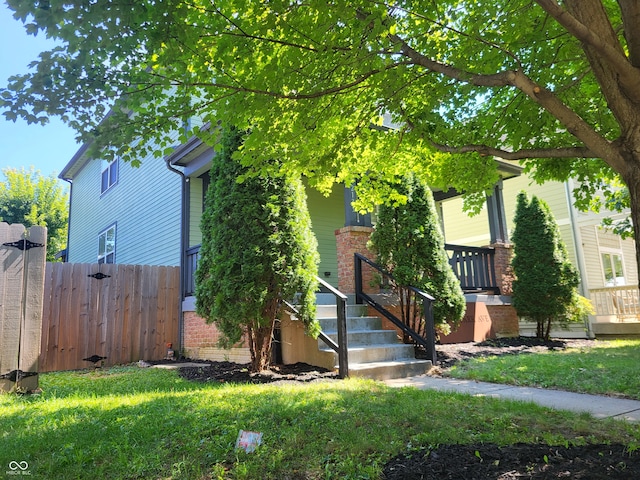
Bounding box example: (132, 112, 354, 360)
(101, 158, 119, 193)
(98, 225, 116, 264)
(201, 171, 210, 211)
(602, 251, 625, 286)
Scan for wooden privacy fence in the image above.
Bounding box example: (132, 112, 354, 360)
(40, 262, 180, 372)
(0, 223, 47, 393)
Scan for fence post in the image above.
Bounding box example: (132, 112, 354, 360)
(0, 224, 47, 393)
(336, 294, 349, 378)
(423, 298, 437, 365)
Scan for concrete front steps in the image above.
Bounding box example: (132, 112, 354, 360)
(315, 300, 432, 380)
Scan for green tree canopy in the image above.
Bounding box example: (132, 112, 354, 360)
(511, 192, 580, 340)
(0, 167, 68, 261)
(2, 1, 640, 273)
(195, 129, 319, 372)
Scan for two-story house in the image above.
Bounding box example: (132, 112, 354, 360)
(60, 130, 639, 372)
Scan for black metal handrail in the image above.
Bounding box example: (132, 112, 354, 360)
(445, 244, 499, 294)
(354, 253, 437, 364)
(283, 277, 349, 379)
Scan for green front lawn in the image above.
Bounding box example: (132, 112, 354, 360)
(2, 363, 640, 479)
(448, 339, 640, 399)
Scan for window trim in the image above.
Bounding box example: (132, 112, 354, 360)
(97, 223, 117, 264)
(101, 158, 119, 194)
(600, 248, 626, 287)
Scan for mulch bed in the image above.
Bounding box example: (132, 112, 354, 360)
(170, 337, 640, 478)
(176, 361, 339, 384)
(383, 442, 640, 479)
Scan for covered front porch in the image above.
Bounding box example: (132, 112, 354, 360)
(167, 137, 522, 365)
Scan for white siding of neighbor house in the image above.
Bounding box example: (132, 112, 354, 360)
(67, 153, 183, 266)
(579, 226, 638, 290)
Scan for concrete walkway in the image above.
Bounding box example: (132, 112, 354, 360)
(385, 375, 640, 422)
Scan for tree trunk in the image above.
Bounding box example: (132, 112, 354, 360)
(544, 317, 552, 341)
(624, 168, 640, 293)
(536, 320, 543, 339)
(249, 324, 274, 372)
(248, 299, 278, 372)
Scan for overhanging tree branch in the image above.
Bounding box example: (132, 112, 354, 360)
(535, 0, 640, 99)
(389, 33, 626, 171)
(429, 142, 595, 160)
(146, 61, 412, 100)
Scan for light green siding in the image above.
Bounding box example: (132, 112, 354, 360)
(187, 174, 344, 287)
(189, 177, 204, 247)
(306, 184, 344, 288)
(441, 175, 579, 268)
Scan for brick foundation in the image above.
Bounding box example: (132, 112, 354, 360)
(486, 304, 520, 337)
(182, 311, 251, 363)
(366, 294, 520, 344)
(440, 296, 520, 343)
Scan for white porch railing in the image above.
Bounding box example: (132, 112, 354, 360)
(589, 286, 640, 321)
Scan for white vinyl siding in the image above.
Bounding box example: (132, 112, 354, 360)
(580, 226, 638, 290)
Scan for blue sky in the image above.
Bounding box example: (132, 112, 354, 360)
(0, 3, 80, 180)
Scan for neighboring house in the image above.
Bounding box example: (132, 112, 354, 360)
(441, 175, 639, 336)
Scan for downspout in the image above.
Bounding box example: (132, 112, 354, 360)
(165, 158, 189, 356)
(62, 178, 73, 262)
(564, 179, 593, 338)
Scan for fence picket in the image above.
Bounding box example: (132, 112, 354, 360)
(0, 224, 46, 392)
(18, 226, 47, 391)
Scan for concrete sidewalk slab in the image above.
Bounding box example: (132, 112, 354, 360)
(385, 376, 640, 422)
(151, 362, 212, 370)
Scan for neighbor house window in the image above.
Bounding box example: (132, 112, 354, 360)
(98, 225, 116, 264)
(101, 158, 119, 193)
(602, 251, 625, 286)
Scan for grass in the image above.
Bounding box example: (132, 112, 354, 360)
(2, 363, 640, 479)
(448, 339, 640, 399)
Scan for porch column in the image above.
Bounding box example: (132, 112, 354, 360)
(335, 186, 375, 294)
(335, 226, 375, 294)
(486, 179, 509, 244)
(491, 243, 514, 296)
